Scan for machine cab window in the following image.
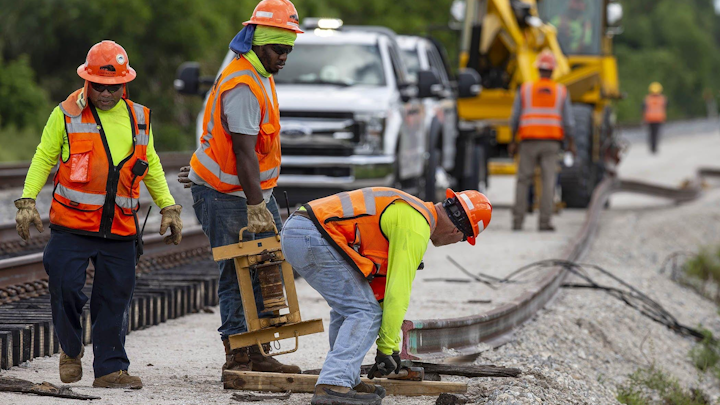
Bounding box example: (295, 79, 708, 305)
(539, 0, 602, 55)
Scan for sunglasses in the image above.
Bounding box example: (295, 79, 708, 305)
(90, 82, 123, 93)
(270, 45, 293, 56)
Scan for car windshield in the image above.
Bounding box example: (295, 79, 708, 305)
(274, 44, 386, 86)
(539, 0, 602, 55)
(401, 48, 421, 83)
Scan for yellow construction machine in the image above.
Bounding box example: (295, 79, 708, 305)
(454, 0, 623, 207)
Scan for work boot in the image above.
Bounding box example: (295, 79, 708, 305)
(539, 224, 555, 232)
(249, 343, 301, 373)
(92, 370, 143, 389)
(311, 384, 382, 405)
(59, 347, 83, 383)
(353, 381, 386, 399)
(222, 339, 252, 374)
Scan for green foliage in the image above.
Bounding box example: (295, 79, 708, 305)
(616, 366, 710, 405)
(688, 328, 720, 372)
(0, 55, 50, 129)
(683, 248, 720, 283)
(0, 125, 42, 162)
(615, 0, 720, 122)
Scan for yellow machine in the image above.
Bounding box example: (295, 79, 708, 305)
(456, 0, 623, 207)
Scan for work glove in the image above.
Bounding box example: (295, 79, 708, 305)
(160, 204, 183, 245)
(508, 142, 518, 158)
(247, 200, 276, 234)
(177, 166, 192, 188)
(368, 350, 401, 379)
(14, 198, 44, 241)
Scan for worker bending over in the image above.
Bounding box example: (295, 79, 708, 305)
(281, 187, 492, 405)
(15, 40, 182, 389)
(509, 50, 575, 232)
(643, 82, 667, 154)
(178, 0, 302, 377)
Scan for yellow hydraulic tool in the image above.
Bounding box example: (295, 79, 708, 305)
(212, 227, 324, 356)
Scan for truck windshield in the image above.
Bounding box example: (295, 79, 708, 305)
(401, 49, 421, 83)
(274, 44, 386, 86)
(538, 0, 602, 55)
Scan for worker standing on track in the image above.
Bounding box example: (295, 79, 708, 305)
(644, 82, 667, 154)
(281, 187, 492, 405)
(14, 40, 182, 389)
(177, 0, 303, 377)
(509, 50, 576, 232)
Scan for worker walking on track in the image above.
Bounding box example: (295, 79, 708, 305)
(177, 0, 303, 377)
(14, 40, 183, 389)
(281, 187, 492, 405)
(509, 50, 575, 232)
(644, 82, 667, 154)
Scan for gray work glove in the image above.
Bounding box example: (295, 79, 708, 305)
(160, 204, 183, 245)
(368, 350, 401, 379)
(15, 198, 44, 241)
(177, 166, 192, 188)
(247, 200, 275, 234)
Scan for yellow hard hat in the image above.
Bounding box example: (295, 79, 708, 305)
(649, 82, 663, 94)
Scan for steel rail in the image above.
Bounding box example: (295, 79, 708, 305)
(0, 152, 191, 189)
(400, 168, 719, 360)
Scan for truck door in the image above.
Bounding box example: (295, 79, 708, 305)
(426, 43, 458, 172)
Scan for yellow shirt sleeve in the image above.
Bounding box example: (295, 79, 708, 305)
(21, 106, 66, 199)
(142, 125, 176, 209)
(376, 201, 431, 355)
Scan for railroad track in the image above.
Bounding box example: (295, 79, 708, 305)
(0, 152, 191, 189)
(400, 169, 720, 361)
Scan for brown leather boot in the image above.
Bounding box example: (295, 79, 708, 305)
(353, 381, 386, 399)
(248, 343, 301, 373)
(59, 347, 83, 383)
(222, 339, 252, 373)
(92, 370, 143, 389)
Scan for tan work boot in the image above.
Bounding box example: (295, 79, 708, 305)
(222, 340, 252, 382)
(249, 343, 301, 374)
(311, 384, 382, 405)
(92, 370, 143, 389)
(59, 347, 83, 383)
(353, 381, 386, 399)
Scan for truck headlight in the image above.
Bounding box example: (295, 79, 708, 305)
(354, 112, 386, 154)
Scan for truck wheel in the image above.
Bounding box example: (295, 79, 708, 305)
(423, 142, 440, 202)
(460, 142, 487, 192)
(559, 104, 595, 208)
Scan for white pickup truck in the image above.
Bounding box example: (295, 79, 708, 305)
(175, 20, 480, 205)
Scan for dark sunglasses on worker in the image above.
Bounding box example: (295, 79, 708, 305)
(90, 82, 123, 93)
(271, 45, 293, 56)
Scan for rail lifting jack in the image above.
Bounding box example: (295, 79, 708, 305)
(212, 226, 324, 389)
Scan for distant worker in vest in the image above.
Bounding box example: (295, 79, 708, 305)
(14, 40, 182, 389)
(282, 187, 492, 405)
(178, 0, 303, 376)
(644, 82, 667, 154)
(509, 50, 576, 232)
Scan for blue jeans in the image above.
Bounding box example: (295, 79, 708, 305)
(191, 184, 283, 340)
(44, 230, 136, 377)
(281, 215, 382, 388)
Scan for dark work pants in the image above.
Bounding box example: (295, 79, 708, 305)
(43, 229, 136, 378)
(649, 123, 662, 154)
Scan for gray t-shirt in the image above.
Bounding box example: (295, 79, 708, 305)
(189, 70, 275, 202)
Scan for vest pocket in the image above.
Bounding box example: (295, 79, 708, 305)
(69, 140, 93, 183)
(256, 123, 277, 155)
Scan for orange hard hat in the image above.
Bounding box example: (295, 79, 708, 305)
(443, 189, 492, 246)
(77, 40, 136, 84)
(535, 50, 557, 71)
(243, 0, 304, 33)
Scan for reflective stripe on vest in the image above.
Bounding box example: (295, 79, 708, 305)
(50, 95, 150, 238)
(189, 55, 281, 194)
(305, 187, 437, 301)
(518, 80, 566, 141)
(644, 94, 667, 123)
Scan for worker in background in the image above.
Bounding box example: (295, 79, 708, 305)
(282, 187, 492, 405)
(177, 0, 302, 377)
(509, 50, 575, 232)
(643, 82, 667, 154)
(14, 40, 182, 389)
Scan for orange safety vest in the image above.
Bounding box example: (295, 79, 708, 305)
(190, 55, 281, 193)
(517, 78, 567, 141)
(304, 187, 437, 301)
(50, 89, 150, 239)
(644, 94, 667, 124)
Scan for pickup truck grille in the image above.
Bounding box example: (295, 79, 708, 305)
(279, 111, 362, 151)
(280, 166, 352, 177)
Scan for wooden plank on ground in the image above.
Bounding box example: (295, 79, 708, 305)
(223, 370, 467, 396)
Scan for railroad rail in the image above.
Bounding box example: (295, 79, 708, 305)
(400, 169, 720, 360)
(0, 152, 191, 189)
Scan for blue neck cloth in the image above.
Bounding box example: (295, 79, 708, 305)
(229, 25, 256, 55)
